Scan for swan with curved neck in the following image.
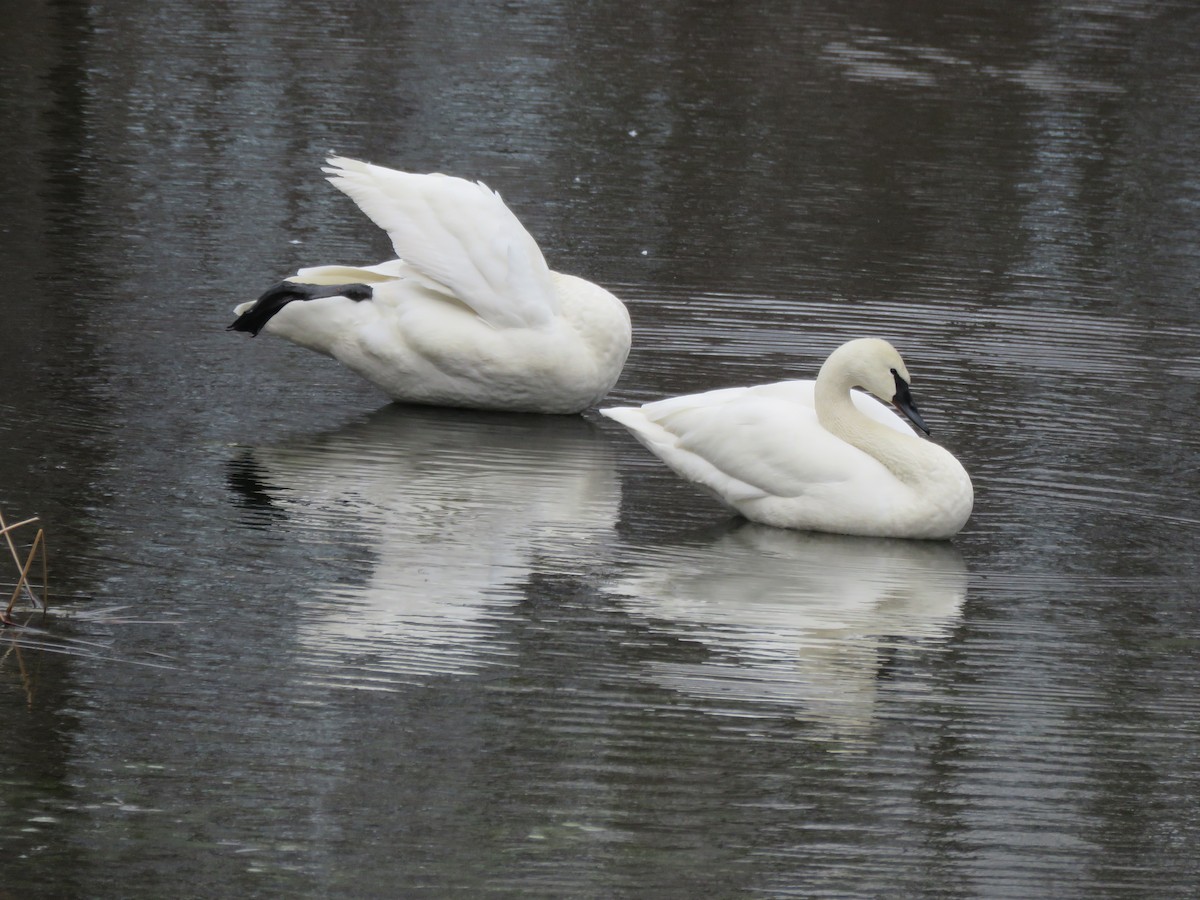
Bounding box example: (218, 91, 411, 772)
(229, 157, 631, 414)
(600, 338, 973, 539)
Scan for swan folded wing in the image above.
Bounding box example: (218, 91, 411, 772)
(323, 157, 557, 329)
(641, 394, 889, 503)
(603, 404, 768, 504)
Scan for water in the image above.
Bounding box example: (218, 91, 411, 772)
(2, 1, 1199, 896)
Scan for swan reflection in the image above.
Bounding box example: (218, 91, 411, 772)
(609, 524, 967, 742)
(229, 406, 621, 685)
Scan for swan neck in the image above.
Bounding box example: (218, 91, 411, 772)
(815, 377, 928, 483)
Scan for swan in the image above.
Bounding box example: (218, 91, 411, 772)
(229, 157, 632, 414)
(600, 338, 973, 539)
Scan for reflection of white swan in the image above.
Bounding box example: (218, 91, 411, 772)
(230, 406, 620, 684)
(608, 524, 967, 743)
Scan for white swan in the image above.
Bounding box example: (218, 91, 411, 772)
(229, 158, 632, 414)
(600, 338, 973, 539)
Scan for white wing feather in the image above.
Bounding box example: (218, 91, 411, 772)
(604, 381, 915, 502)
(323, 157, 557, 328)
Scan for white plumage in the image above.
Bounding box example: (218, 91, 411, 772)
(231, 158, 631, 414)
(601, 338, 973, 539)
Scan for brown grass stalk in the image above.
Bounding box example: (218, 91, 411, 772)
(1, 510, 47, 617)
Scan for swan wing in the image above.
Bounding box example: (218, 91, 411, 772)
(324, 157, 557, 328)
(605, 381, 912, 503)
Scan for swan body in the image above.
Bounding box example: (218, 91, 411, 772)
(600, 338, 973, 539)
(230, 158, 631, 413)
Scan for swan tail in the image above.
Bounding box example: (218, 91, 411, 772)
(228, 281, 373, 336)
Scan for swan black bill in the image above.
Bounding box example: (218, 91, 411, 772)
(891, 370, 931, 435)
(228, 282, 374, 336)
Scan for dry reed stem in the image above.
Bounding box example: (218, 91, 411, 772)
(7, 529, 46, 615)
(0, 510, 47, 618)
(0, 515, 40, 536)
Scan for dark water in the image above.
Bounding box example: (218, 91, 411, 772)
(2, 1, 1199, 896)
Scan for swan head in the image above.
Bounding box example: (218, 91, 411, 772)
(820, 338, 931, 435)
(889, 367, 930, 435)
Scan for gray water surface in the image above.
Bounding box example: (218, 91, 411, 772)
(2, 1, 1199, 897)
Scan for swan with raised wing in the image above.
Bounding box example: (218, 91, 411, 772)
(230, 158, 631, 414)
(600, 338, 973, 539)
